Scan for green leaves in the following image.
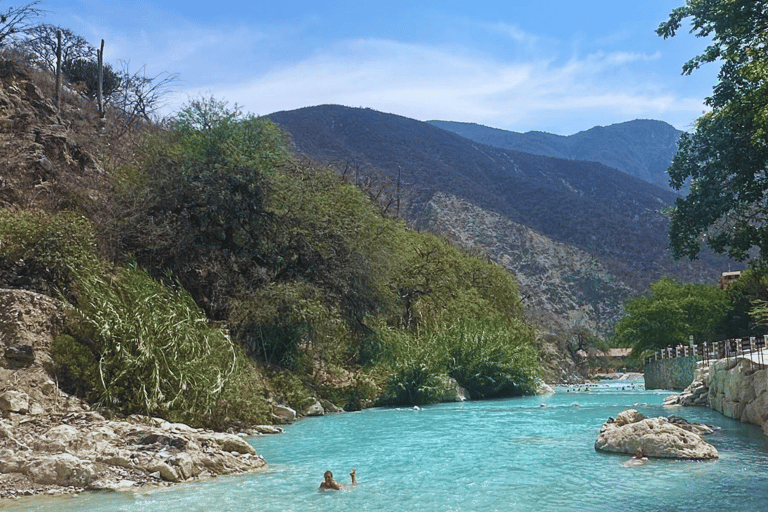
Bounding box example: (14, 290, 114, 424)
(0, 209, 101, 294)
(659, 1, 768, 262)
(614, 277, 728, 353)
(379, 319, 540, 405)
(62, 264, 238, 422)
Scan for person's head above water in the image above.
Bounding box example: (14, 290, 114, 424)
(320, 468, 356, 490)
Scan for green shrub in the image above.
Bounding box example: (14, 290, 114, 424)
(442, 320, 540, 398)
(0, 209, 101, 294)
(391, 230, 523, 329)
(376, 319, 541, 405)
(229, 282, 350, 370)
(383, 360, 452, 406)
(208, 351, 272, 429)
(61, 263, 240, 426)
(268, 371, 314, 412)
(50, 334, 99, 398)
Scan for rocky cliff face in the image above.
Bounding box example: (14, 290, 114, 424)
(0, 58, 107, 214)
(422, 192, 631, 337)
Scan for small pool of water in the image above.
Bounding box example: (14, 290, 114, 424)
(7, 382, 768, 511)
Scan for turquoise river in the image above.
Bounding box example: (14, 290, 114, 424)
(6, 380, 768, 511)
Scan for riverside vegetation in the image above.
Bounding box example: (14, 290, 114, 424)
(0, 51, 542, 433)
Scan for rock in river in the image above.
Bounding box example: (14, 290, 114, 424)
(595, 409, 719, 460)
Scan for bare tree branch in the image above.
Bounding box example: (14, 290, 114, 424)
(0, 1, 44, 46)
(12, 23, 96, 70)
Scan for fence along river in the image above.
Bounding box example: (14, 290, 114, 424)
(645, 336, 768, 368)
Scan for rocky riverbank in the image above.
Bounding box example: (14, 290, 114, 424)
(663, 356, 768, 436)
(0, 288, 279, 498)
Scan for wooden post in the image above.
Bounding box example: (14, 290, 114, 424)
(97, 39, 104, 118)
(54, 29, 62, 108)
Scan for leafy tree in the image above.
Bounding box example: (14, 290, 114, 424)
(614, 277, 729, 353)
(721, 268, 768, 338)
(658, 1, 768, 262)
(115, 97, 288, 319)
(62, 58, 122, 100)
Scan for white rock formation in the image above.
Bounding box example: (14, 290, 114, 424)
(595, 409, 719, 460)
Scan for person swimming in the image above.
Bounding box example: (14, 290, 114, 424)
(624, 448, 648, 467)
(320, 468, 356, 490)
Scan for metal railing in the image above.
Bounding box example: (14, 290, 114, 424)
(644, 336, 767, 368)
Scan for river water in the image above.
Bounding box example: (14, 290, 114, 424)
(7, 379, 768, 511)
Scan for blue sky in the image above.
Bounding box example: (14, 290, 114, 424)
(41, 0, 716, 134)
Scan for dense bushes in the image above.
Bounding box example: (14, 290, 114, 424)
(378, 319, 540, 405)
(0, 209, 270, 428)
(52, 263, 271, 427)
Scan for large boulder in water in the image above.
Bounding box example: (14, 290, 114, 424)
(595, 409, 718, 460)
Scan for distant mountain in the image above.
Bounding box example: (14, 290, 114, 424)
(428, 119, 682, 193)
(267, 105, 728, 335)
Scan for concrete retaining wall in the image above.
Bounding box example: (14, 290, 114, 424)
(644, 356, 698, 390)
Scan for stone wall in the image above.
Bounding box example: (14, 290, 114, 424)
(707, 358, 768, 435)
(644, 356, 698, 390)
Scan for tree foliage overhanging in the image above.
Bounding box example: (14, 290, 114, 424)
(658, 1, 768, 262)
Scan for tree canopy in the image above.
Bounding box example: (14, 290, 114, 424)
(658, 1, 768, 262)
(613, 277, 728, 353)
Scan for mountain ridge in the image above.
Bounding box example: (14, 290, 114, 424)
(427, 119, 683, 192)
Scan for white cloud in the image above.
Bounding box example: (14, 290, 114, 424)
(50, 1, 706, 134)
(173, 38, 704, 134)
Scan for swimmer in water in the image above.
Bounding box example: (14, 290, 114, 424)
(320, 468, 356, 490)
(624, 448, 648, 467)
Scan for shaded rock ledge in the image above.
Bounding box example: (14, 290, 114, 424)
(595, 409, 719, 460)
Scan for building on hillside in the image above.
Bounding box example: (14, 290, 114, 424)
(719, 271, 742, 289)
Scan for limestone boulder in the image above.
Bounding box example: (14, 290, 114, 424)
(272, 404, 297, 424)
(0, 391, 29, 414)
(23, 453, 99, 487)
(536, 381, 555, 396)
(319, 399, 344, 414)
(206, 432, 257, 455)
(443, 377, 469, 402)
(249, 425, 285, 435)
(303, 400, 325, 417)
(595, 409, 718, 460)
